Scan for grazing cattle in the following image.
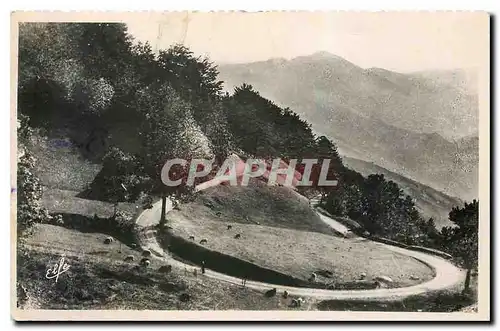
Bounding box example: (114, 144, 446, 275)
(234, 234, 241, 239)
(189, 235, 195, 240)
(291, 297, 304, 307)
(142, 249, 152, 257)
(158, 265, 173, 274)
(200, 239, 208, 244)
(124, 255, 134, 262)
(309, 273, 317, 282)
(264, 288, 277, 297)
(227, 225, 232, 230)
(359, 272, 367, 280)
(374, 275, 394, 284)
(409, 275, 420, 280)
(104, 236, 114, 244)
(283, 290, 289, 299)
(140, 258, 150, 267)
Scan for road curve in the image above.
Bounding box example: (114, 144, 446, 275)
(135, 192, 465, 301)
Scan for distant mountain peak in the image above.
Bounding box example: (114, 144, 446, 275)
(293, 51, 350, 63)
(310, 51, 335, 57)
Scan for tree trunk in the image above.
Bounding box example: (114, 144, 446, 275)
(463, 268, 472, 293)
(160, 195, 167, 226)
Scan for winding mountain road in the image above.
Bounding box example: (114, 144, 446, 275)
(135, 190, 465, 301)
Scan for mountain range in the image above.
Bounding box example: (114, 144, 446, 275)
(217, 52, 479, 202)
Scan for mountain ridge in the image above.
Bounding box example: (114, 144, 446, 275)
(217, 53, 478, 201)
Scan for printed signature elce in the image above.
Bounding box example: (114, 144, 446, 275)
(45, 256, 71, 283)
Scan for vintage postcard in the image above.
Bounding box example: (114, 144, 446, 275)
(11, 11, 490, 321)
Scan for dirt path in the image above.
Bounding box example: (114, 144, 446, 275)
(135, 189, 465, 301)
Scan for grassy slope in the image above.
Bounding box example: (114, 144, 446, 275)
(18, 224, 315, 310)
(29, 132, 102, 192)
(41, 188, 138, 218)
(166, 184, 435, 288)
(186, 180, 336, 236)
(25, 131, 138, 221)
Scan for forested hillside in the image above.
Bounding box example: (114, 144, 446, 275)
(17, 23, 475, 256)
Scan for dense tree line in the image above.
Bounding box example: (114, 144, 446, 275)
(17, 23, 478, 284)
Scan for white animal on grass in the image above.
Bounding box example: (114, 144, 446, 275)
(104, 236, 114, 244)
(374, 275, 394, 284)
(140, 257, 150, 266)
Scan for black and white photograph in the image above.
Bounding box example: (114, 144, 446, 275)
(10, 11, 490, 321)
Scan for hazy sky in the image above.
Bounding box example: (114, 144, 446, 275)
(124, 11, 488, 73)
